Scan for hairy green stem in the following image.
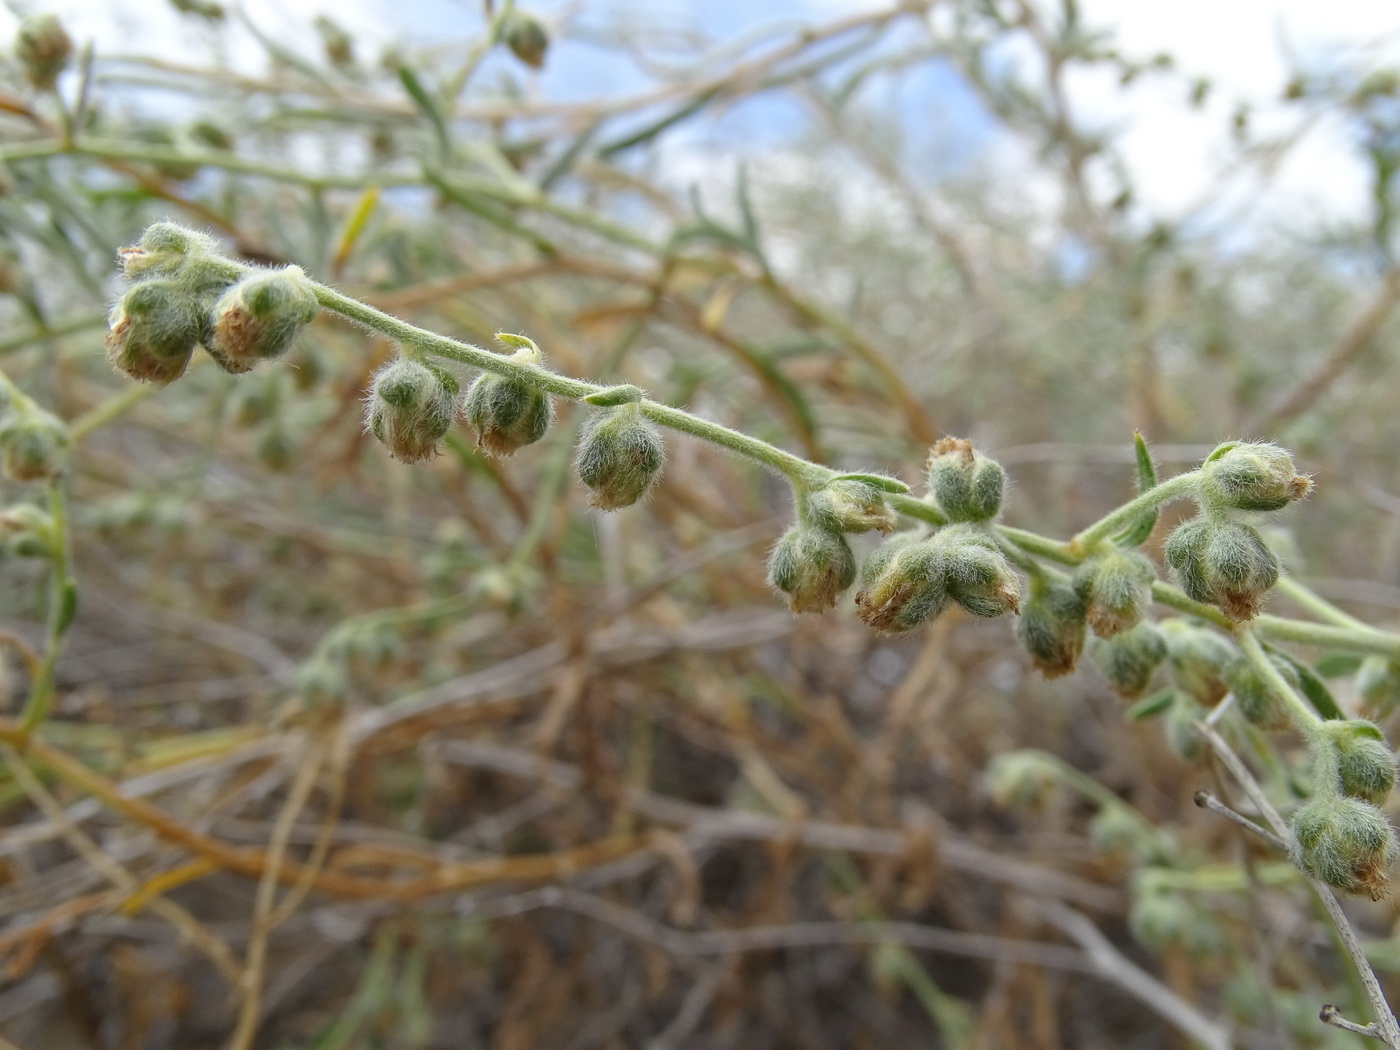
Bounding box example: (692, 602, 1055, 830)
(1275, 575, 1372, 633)
(1254, 616, 1400, 660)
(1236, 628, 1324, 736)
(312, 282, 826, 484)
(1069, 471, 1199, 554)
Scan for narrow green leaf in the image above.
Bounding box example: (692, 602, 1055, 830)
(56, 578, 78, 634)
(397, 65, 449, 156)
(1269, 646, 1345, 720)
(1314, 652, 1365, 678)
(1127, 688, 1176, 721)
(829, 473, 911, 494)
(583, 385, 646, 407)
(1113, 431, 1160, 548)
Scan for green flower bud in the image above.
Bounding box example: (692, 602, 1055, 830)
(939, 524, 1021, 618)
(1016, 576, 1087, 679)
(1130, 887, 1223, 956)
(803, 479, 896, 535)
(463, 343, 552, 456)
(294, 654, 350, 709)
(1290, 794, 1399, 899)
(365, 358, 458, 464)
(926, 437, 1004, 523)
(207, 266, 319, 374)
(1091, 805, 1160, 859)
(984, 750, 1061, 808)
(1224, 653, 1299, 730)
(1323, 720, 1398, 806)
(500, 10, 549, 68)
(574, 404, 665, 510)
(118, 222, 220, 282)
(1359, 657, 1400, 720)
(15, 14, 71, 90)
(0, 503, 54, 558)
(856, 525, 1019, 632)
(1198, 441, 1311, 513)
(1165, 693, 1208, 761)
(1072, 548, 1155, 638)
(1160, 618, 1236, 704)
(1164, 516, 1279, 621)
(855, 535, 946, 633)
(0, 407, 68, 481)
(106, 279, 207, 385)
(1091, 620, 1168, 699)
(767, 526, 856, 614)
(314, 15, 354, 68)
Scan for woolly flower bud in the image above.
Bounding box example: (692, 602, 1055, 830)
(927, 437, 1004, 523)
(1130, 887, 1223, 956)
(207, 266, 319, 374)
(574, 404, 665, 510)
(15, 14, 71, 90)
(1165, 516, 1279, 621)
(463, 343, 552, 456)
(1073, 548, 1155, 638)
(1290, 794, 1399, 899)
(939, 525, 1021, 618)
(118, 222, 220, 282)
(855, 535, 945, 633)
(1322, 721, 1398, 806)
(0, 407, 68, 481)
(1091, 806, 1159, 860)
(856, 525, 1019, 632)
(1016, 577, 1087, 679)
(501, 9, 549, 68)
(804, 479, 896, 535)
(1160, 618, 1236, 705)
(1091, 620, 1168, 699)
(984, 750, 1061, 809)
(106, 279, 207, 385)
(365, 358, 458, 464)
(767, 526, 856, 614)
(1199, 441, 1311, 513)
(1224, 654, 1298, 731)
(1165, 693, 1208, 761)
(0, 503, 54, 558)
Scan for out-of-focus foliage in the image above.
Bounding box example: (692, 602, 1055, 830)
(0, 1, 1399, 1047)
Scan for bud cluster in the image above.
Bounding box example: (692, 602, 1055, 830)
(463, 339, 553, 456)
(574, 404, 665, 510)
(926, 437, 1004, 523)
(1162, 443, 1309, 621)
(768, 478, 894, 614)
(107, 223, 318, 385)
(856, 524, 1020, 632)
(1290, 794, 1399, 899)
(0, 396, 68, 482)
(15, 14, 71, 90)
(365, 359, 458, 464)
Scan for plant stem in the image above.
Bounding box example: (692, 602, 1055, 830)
(1275, 575, 1372, 632)
(311, 281, 827, 484)
(1237, 627, 1324, 734)
(1069, 472, 1199, 554)
(19, 480, 74, 733)
(1254, 616, 1400, 660)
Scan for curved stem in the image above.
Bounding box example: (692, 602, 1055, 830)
(1254, 616, 1400, 661)
(1069, 472, 1199, 555)
(1236, 627, 1324, 737)
(1275, 575, 1372, 633)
